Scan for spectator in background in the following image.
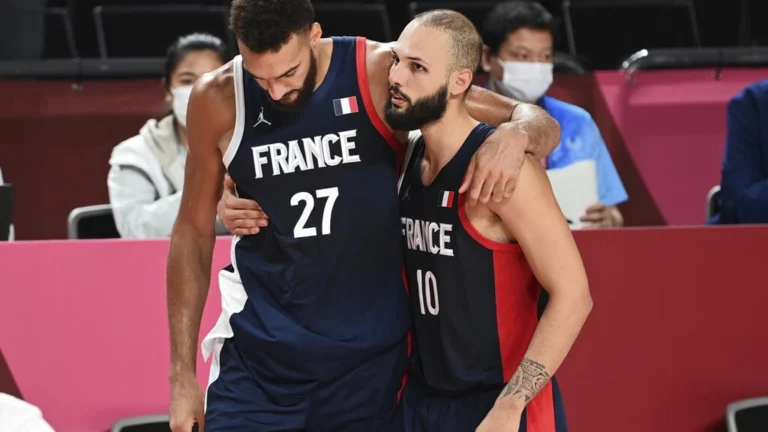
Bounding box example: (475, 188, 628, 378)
(0, 393, 55, 432)
(108, 33, 230, 238)
(480, 1, 627, 228)
(717, 80, 768, 224)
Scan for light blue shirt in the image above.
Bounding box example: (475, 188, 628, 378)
(541, 96, 628, 207)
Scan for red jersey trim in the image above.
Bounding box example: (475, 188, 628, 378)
(525, 381, 556, 432)
(354, 37, 405, 167)
(457, 193, 524, 252)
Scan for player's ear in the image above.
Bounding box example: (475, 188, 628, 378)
(451, 68, 473, 97)
(309, 23, 323, 46)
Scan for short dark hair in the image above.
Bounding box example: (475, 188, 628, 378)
(164, 33, 229, 90)
(414, 9, 483, 74)
(481, 1, 556, 55)
(230, 0, 315, 54)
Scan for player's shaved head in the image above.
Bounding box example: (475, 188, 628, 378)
(412, 9, 483, 74)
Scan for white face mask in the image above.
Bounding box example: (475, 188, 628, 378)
(170, 85, 193, 127)
(492, 60, 553, 103)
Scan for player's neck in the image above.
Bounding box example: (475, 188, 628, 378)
(312, 38, 335, 92)
(421, 104, 478, 171)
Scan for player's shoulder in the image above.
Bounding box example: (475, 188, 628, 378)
(188, 60, 236, 130)
(487, 153, 549, 214)
(365, 39, 395, 70)
(192, 59, 236, 107)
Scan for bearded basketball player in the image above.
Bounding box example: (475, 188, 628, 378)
(386, 11, 592, 432)
(166, 1, 561, 431)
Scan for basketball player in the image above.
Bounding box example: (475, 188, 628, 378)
(166, 1, 561, 431)
(388, 11, 593, 431)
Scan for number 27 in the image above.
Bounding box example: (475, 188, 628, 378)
(290, 187, 339, 238)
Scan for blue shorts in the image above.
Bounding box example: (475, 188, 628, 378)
(401, 376, 567, 432)
(205, 337, 408, 431)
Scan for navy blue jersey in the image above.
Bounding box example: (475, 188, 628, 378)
(399, 124, 542, 396)
(221, 37, 411, 382)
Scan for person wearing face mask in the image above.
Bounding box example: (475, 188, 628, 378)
(481, 1, 628, 228)
(107, 33, 231, 238)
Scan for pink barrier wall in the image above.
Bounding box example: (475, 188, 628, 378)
(550, 68, 768, 226)
(0, 238, 230, 431)
(2, 227, 768, 432)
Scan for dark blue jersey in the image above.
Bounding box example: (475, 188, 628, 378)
(221, 37, 410, 382)
(399, 124, 542, 394)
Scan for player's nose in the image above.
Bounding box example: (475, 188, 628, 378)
(389, 62, 405, 88)
(268, 83, 290, 101)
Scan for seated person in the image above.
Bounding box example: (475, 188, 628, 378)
(107, 33, 230, 238)
(717, 79, 768, 224)
(481, 1, 628, 228)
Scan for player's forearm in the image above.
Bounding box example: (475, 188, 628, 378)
(495, 289, 592, 411)
(167, 224, 215, 380)
(465, 86, 560, 159)
(503, 103, 561, 159)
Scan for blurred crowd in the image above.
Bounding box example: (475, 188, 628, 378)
(1, 0, 767, 241)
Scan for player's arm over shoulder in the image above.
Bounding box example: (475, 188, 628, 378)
(365, 40, 409, 144)
(487, 155, 589, 297)
(175, 62, 236, 235)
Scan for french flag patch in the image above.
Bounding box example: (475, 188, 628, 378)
(438, 191, 455, 208)
(333, 96, 359, 116)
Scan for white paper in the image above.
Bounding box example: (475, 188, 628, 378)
(546, 159, 598, 230)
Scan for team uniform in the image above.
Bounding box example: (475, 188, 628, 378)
(398, 124, 568, 431)
(201, 37, 411, 431)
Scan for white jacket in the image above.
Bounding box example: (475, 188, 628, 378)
(0, 393, 55, 432)
(107, 116, 227, 238)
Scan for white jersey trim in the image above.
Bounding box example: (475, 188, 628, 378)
(222, 55, 246, 168)
(202, 236, 246, 410)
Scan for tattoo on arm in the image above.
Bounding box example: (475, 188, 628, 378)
(500, 358, 551, 403)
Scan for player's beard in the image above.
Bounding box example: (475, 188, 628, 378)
(384, 84, 449, 131)
(268, 52, 317, 113)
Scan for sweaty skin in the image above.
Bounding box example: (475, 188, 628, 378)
(167, 36, 560, 432)
(216, 39, 561, 236)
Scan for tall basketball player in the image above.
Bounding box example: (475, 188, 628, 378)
(388, 11, 593, 432)
(166, 1, 561, 431)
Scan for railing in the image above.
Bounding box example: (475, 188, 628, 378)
(619, 47, 768, 82)
(0, 58, 164, 80)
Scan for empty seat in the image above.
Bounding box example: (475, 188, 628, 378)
(561, 0, 701, 69)
(92, 4, 231, 58)
(408, 1, 498, 32)
(112, 414, 171, 432)
(314, 3, 393, 42)
(727, 397, 768, 432)
(43, 6, 78, 58)
(67, 204, 120, 240)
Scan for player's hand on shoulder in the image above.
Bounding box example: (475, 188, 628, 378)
(460, 124, 532, 206)
(217, 174, 269, 236)
(169, 373, 205, 432)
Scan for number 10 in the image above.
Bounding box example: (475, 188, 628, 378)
(416, 269, 439, 316)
